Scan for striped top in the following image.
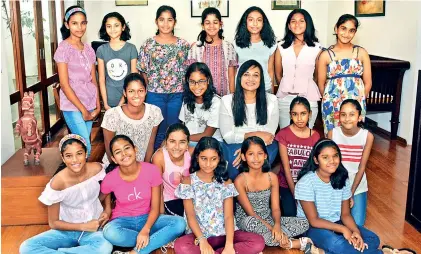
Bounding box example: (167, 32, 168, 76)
(295, 171, 352, 223)
(332, 127, 368, 195)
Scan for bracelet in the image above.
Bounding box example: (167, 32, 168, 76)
(194, 235, 206, 246)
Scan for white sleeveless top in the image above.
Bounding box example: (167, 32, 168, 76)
(332, 127, 368, 195)
(38, 167, 106, 223)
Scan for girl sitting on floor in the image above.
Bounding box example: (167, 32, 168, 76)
(235, 136, 318, 253)
(20, 134, 113, 254)
(101, 135, 185, 254)
(174, 137, 265, 254)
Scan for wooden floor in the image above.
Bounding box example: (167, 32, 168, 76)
(2, 125, 421, 254)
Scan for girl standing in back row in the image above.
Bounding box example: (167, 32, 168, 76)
(187, 7, 237, 96)
(138, 5, 190, 150)
(97, 12, 138, 109)
(234, 6, 277, 93)
(318, 14, 372, 134)
(275, 9, 322, 129)
(55, 6, 100, 156)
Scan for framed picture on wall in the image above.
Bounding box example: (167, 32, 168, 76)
(355, 0, 385, 17)
(115, 0, 147, 6)
(191, 0, 229, 17)
(271, 0, 301, 10)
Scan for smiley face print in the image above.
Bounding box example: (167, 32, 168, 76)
(107, 58, 128, 81)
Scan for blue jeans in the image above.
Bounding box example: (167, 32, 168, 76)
(221, 141, 279, 180)
(103, 214, 186, 254)
(306, 222, 381, 254)
(146, 92, 183, 150)
(19, 229, 113, 254)
(62, 110, 93, 156)
(352, 192, 368, 226)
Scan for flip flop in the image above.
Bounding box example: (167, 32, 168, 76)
(398, 248, 417, 254)
(382, 245, 399, 254)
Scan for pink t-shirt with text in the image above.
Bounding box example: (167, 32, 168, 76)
(101, 162, 162, 219)
(275, 126, 320, 188)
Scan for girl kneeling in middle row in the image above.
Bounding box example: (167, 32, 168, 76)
(153, 123, 194, 217)
(101, 135, 185, 254)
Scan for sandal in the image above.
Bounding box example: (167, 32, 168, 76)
(382, 245, 400, 254)
(160, 240, 176, 253)
(398, 248, 417, 254)
(301, 237, 324, 254)
(300, 237, 313, 251)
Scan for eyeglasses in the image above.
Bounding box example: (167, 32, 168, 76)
(188, 79, 208, 87)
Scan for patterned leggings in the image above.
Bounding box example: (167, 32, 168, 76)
(238, 216, 309, 246)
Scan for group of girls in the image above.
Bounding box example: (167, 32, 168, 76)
(19, 3, 415, 254)
(54, 4, 372, 156)
(20, 122, 411, 254)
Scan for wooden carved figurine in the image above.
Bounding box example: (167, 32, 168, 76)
(15, 92, 42, 166)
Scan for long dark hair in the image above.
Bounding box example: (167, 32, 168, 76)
(155, 5, 176, 35)
(281, 9, 318, 48)
(297, 139, 348, 189)
(197, 7, 224, 46)
(234, 6, 276, 49)
(183, 62, 216, 114)
(232, 60, 267, 127)
(105, 134, 136, 173)
(239, 136, 271, 173)
(190, 137, 228, 183)
(55, 137, 87, 176)
(60, 5, 86, 40)
(99, 12, 131, 41)
(340, 99, 364, 128)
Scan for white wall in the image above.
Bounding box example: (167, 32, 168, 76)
(82, 0, 329, 48)
(1, 32, 16, 164)
(327, 0, 421, 144)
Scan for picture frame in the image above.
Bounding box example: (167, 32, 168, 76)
(191, 0, 229, 17)
(115, 0, 148, 6)
(271, 0, 301, 10)
(355, 0, 385, 17)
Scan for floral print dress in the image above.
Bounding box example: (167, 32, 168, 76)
(137, 37, 190, 93)
(175, 172, 239, 237)
(322, 46, 366, 134)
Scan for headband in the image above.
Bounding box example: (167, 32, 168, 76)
(59, 134, 87, 151)
(313, 139, 332, 152)
(65, 7, 86, 22)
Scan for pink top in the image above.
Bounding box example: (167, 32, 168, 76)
(54, 40, 97, 111)
(275, 126, 320, 188)
(101, 162, 162, 219)
(276, 42, 322, 102)
(162, 148, 190, 202)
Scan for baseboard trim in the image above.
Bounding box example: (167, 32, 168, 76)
(365, 117, 407, 146)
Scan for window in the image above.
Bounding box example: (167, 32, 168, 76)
(6, 0, 65, 146)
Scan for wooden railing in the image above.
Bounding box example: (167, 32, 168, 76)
(366, 55, 410, 140)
